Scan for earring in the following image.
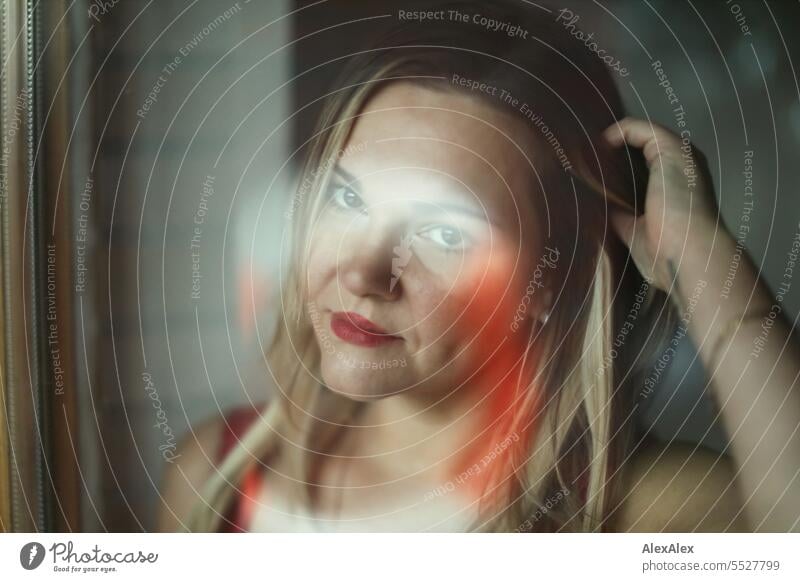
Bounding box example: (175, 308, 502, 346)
(539, 310, 550, 325)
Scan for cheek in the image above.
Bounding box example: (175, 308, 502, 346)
(412, 249, 468, 287)
(305, 232, 338, 300)
(403, 264, 477, 362)
(403, 263, 458, 326)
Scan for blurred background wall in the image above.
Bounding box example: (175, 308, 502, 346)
(85, 0, 292, 531)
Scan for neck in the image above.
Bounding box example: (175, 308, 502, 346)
(349, 367, 524, 490)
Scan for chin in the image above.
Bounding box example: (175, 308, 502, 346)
(320, 357, 408, 402)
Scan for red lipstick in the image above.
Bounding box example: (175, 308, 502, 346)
(330, 312, 401, 347)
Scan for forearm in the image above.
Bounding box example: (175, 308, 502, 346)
(671, 220, 800, 531)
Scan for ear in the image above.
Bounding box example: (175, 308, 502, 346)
(531, 288, 553, 325)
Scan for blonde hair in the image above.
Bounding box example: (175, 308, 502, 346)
(188, 3, 675, 532)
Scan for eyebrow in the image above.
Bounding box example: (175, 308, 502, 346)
(333, 166, 362, 192)
(418, 201, 494, 225)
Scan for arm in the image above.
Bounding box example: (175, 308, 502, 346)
(612, 442, 748, 532)
(605, 117, 800, 532)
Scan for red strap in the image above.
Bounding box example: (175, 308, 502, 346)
(217, 406, 262, 459)
(217, 404, 266, 532)
(237, 465, 264, 532)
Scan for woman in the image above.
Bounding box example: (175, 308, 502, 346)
(158, 1, 800, 532)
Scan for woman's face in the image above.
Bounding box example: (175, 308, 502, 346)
(305, 82, 546, 402)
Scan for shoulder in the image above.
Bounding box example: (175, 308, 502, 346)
(156, 413, 226, 532)
(156, 405, 264, 532)
(609, 440, 748, 532)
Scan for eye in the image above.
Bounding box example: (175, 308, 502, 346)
(418, 225, 469, 251)
(330, 184, 365, 213)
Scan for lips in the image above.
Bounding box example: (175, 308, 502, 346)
(330, 311, 402, 347)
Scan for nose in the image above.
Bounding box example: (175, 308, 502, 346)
(337, 220, 405, 301)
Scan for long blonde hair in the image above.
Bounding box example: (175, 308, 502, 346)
(189, 1, 676, 532)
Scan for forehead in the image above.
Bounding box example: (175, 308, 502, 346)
(339, 82, 539, 228)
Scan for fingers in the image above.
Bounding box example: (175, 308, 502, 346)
(603, 117, 682, 167)
(603, 117, 676, 148)
(610, 209, 636, 250)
